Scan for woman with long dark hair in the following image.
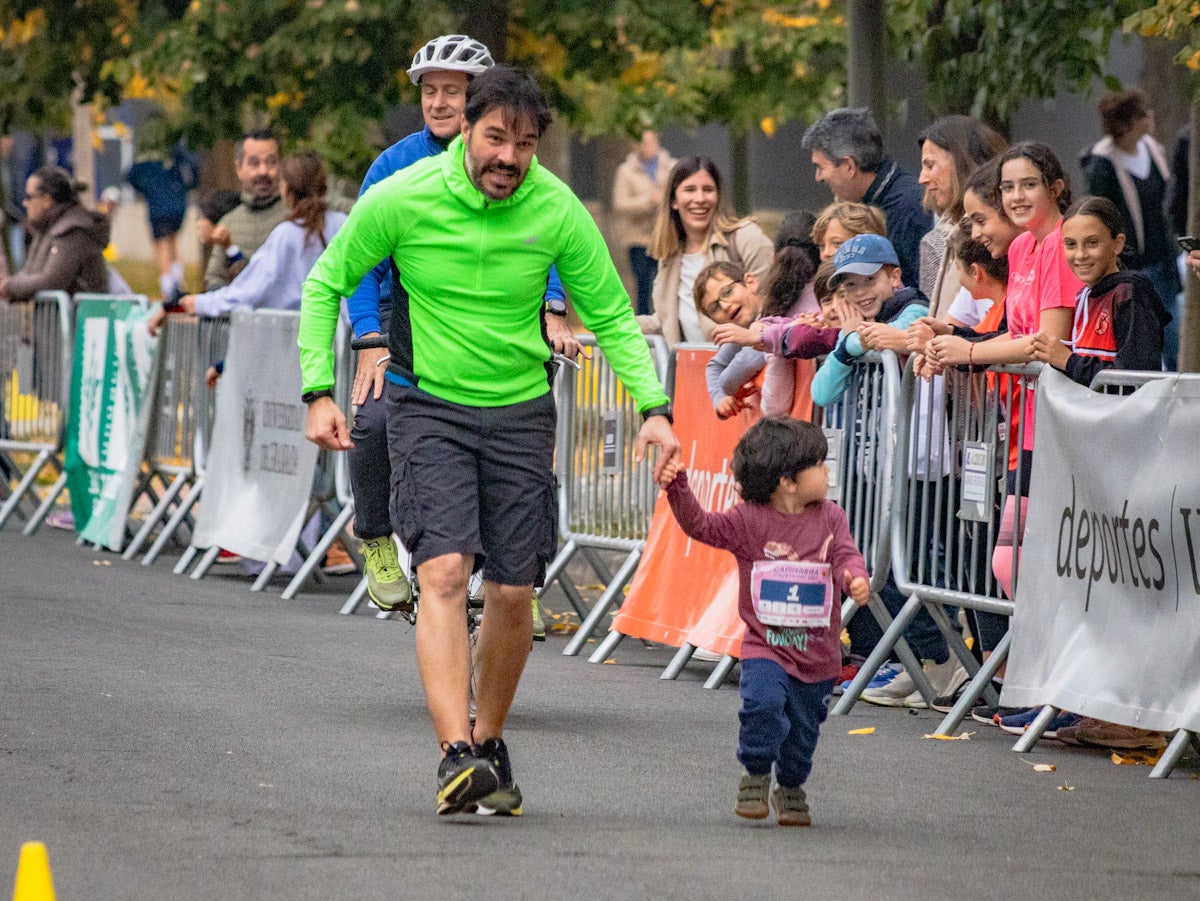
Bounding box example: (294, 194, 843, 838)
(638, 156, 772, 348)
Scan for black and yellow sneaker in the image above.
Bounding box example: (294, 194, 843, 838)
(436, 741, 498, 815)
(475, 737, 523, 817)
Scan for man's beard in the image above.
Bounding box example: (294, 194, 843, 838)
(464, 142, 524, 201)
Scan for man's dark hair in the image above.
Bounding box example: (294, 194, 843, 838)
(235, 129, 279, 164)
(733, 416, 828, 505)
(464, 65, 553, 137)
(801, 108, 884, 173)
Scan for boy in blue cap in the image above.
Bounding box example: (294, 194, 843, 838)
(811, 233, 928, 406)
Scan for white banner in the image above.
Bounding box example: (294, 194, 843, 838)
(191, 310, 318, 565)
(1003, 368, 1200, 734)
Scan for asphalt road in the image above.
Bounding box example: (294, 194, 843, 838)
(2, 527, 1198, 901)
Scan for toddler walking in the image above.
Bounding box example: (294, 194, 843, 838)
(659, 417, 870, 825)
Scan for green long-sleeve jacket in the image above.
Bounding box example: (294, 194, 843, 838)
(299, 136, 668, 412)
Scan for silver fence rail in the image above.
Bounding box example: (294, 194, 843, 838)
(835, 360, 1036, 720)
(0, 291, 72, 533)
(556, 334, 672, 655)
(142, 315, 232, 565)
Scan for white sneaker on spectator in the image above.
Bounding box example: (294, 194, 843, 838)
(862, 657, 959, 707)
(903, 662, 968, 709)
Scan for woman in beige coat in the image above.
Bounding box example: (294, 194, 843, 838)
(637, 156, 772, 348)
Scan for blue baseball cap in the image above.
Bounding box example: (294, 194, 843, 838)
(829, 233, 900, 287)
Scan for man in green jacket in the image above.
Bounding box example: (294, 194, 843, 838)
(299, 66, 678, 817)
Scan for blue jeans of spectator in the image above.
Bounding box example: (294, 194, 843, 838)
(628, 245, 657, 316)
(738, 658, 833, 788)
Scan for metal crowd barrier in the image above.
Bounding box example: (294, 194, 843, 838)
(0, 291, 72, 534)
(1007, 368, 1200, 780)
(281, 317, 358, 600)
(838, 360, 1036, 723)
(141, 315, 231, 564)
(557, 335, 672, 655)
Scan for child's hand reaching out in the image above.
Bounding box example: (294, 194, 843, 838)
(658, 457, 684, 488)
(845, 572, 869, 604)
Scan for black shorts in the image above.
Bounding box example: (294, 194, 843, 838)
(384, 382, 558, 587)
(149, 214, 185, 240)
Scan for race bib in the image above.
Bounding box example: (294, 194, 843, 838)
(750, 560, 833, 629)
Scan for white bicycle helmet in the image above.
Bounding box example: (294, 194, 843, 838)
(407, 34, 494, 86)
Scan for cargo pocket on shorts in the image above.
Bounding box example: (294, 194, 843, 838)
(534, 471, 560, 588)
(390, 457, 423, 554)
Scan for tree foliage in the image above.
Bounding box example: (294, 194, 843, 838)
(1124, 0, 1200, 77)
(889, 0, 1144, 131)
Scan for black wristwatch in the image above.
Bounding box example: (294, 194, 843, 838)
(546, 302, 568, 317)
(641, 404, 673, 424)
(301, 389, 334, 404)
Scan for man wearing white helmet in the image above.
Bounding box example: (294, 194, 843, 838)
(344, 35, 576, 621)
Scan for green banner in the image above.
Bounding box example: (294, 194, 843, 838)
(65, 299, 159, 550)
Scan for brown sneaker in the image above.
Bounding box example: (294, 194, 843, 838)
(735, 772, 770, 819)
(1057, 718, 1168, 751)
(771, 784, 812, 827)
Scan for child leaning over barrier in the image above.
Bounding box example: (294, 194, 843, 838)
(658, 417, 870, 826)
(1029, 196, 1171, 385)
(811, 233, 929, 407)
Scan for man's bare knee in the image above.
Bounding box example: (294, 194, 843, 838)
(417, 554, 472, 604)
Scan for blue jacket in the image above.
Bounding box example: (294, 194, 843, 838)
(345, 125, 565, 338)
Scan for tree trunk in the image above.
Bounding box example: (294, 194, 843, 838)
(462, 0, 509, 62)
(730, 130, 750, 217)
(847, 0, 887, 124)
(1181, 94, 1200, 373)
(70, 79, 95, 205)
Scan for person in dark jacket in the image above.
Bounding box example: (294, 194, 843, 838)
(0, 166, 109, 302)
(125, 122, 200, 298)
(1030, 197, 1170, 385)
(1080, 89, 1179, 369)
(802, 107, 932, 290)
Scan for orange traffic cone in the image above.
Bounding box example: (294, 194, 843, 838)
(12, 841, 55, 901)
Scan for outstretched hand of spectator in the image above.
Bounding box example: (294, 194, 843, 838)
(926, 334, 972, 367)
(859, 321, 907, 352)
(845, 573, 870, 604)
(907, 317, 950, 353)
(1029, 330, 1071, 370)
(711, 322, 761, 348)
(913, 352, 944, 381)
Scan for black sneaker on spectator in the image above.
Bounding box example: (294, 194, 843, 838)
(970, 703, 1026, 726)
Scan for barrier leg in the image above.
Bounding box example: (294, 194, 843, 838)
(1011, 705, 1060, 753)
(539, 538, 578, 602)
(586, 629, 624, 663)
(22, 470, 67, 536)
(830, 593, 926, 715)
(934, 630, 1008, 735)
(281, 502, 355, 600)
(189, 545, 220, 579)
(143, 479, 202, 565)
(1149, 731, 1200, 779)
(703, 655, 738, 690)
(579, 544, 615, 585)
(660, 644, 697, 680)
(123, 472, 188, 560)
(174, 544, 199, 575)
(251, 560, 280, 592)
(339, 577, 370, 615)
(0, 447, 52, 530)
(563, 546, 642, 657)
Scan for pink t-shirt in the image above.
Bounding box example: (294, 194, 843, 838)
(1005, 223, 1082, 337)
(1005, 222, 1083, 454)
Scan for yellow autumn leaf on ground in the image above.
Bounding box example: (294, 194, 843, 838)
(1057, 782, 1075, 791)
(847, 727, 875, 735)
(924, 732, 973, 740)
(603, 659, 616, 664)
(1111, 749, 1164, 766)
(1019, 760, 1057, 772)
